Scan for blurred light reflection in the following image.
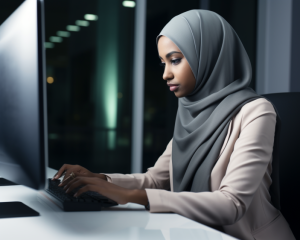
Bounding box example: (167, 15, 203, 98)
(75, 20, 89, 27)
(57, 31, 70, 37)
(122, 1, 136, 8)
(47, 76, 54, 84)
(84, 14, 98, 21)
(66, 25, 80, 31)
(49, 36, 63, 43)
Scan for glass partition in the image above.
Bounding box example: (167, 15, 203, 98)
(44, 0, 135, 173)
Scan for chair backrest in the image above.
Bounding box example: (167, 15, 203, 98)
(262, 92, 300, 239)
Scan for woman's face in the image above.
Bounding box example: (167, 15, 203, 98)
(157, 36, 196, 98)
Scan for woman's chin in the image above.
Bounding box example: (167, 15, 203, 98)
(174, 91, 187, 98)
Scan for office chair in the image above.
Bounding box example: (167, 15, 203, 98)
(262, 92, 300, 239)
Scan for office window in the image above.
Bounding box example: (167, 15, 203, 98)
(45, 0, 135, 173)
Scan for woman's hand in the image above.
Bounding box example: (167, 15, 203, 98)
(59, 177, 148, 206)
(52, 164, 107, 182)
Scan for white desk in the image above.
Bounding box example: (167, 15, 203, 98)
(0, 168, 237, 240)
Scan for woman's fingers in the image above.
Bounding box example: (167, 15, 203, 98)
(52, 164, 95, 181)
(58, 174, 73, 186)
(64, 179, 82, 193)
(73, 185, 97, 198)
(61, 169, 75, 182)
(61, 165, 81, 182)
(61, 177, 81, 189)
(52, 164, 70, 180)
(59, 171, 87, 185)
(63, 177, 131, 205)
(64, 177, 94, 193)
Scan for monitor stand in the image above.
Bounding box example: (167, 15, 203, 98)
(0, 178, 40, 218)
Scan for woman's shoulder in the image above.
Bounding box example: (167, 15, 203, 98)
(235, 98, 276, 128)
(240, 98, 276, 115)
(243, 97, 275, 111)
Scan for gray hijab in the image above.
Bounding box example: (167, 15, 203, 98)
(157, 10, 280, 209)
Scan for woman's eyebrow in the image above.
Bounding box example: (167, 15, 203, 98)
(166, 51, 181, 58)
(159, 51, 182, 59)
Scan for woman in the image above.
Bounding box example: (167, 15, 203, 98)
(53, 10, 295, 240)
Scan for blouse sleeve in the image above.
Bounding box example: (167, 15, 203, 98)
(145, 99, 276, 226)
(102, 139, 172, 190)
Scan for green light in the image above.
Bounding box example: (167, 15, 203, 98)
(95, 43, 118, 150)
(49, 36, 63, 43)
(104, 69, 117, 130)
(104, 53, 118, 149)
(94, 1, 119, 150)
(44, 42, 54, 48)
(122, 1, 136, 8)
(108, 131, 116, 150)
(57, 31, 70, 37)
(66, 25, 80, 31)
(84, 14, 98, 21)
(76, 20, 90, 27)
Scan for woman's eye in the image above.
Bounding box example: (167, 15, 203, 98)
(171, 58, 181, 65)
(159, 62, 165, 67)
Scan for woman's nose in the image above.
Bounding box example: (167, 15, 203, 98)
(163, 66, 173, 81)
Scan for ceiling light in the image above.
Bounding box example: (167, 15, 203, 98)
(57, 31, 70, 37)
(66, 25, 80, 31)
(122, 1, 136, 8)
(49, 36, 63, 43)
(75, 20, 90, 27)
(84, 14, 98, 21)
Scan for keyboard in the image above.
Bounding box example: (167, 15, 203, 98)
(44, 179, 118, 211)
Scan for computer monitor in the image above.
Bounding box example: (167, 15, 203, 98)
(0, 0, 47, 196)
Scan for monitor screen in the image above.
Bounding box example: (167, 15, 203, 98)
(0, 0, 47, 190)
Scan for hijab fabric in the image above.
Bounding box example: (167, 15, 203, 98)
(157, 10, 280, 209)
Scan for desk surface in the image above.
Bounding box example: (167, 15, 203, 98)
(0, 168, 237, 240)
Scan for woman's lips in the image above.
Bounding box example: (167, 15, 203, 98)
(170, 86, 179, 91)
(168, 84, 179, 92)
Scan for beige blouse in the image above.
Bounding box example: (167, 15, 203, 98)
(104, 98, 295, 240)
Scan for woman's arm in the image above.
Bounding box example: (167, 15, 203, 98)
(57, 138, 173, 206)
(60, 176, 149, 206)
(144, 99, 277, 226)
(102, 139, 173, 190)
